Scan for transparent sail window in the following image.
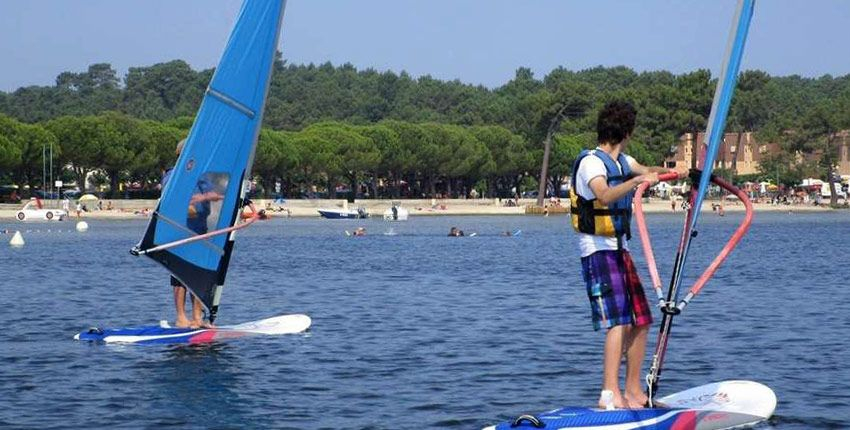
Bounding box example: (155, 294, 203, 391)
(186, 172, 229, 235)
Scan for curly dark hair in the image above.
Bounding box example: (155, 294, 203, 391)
(597, 101, 636, 144)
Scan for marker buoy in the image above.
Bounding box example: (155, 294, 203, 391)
(76, 221, 89, 232)
(9, 231, 24, 247)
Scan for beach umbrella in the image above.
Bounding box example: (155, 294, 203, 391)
(79, 194, 99, 202)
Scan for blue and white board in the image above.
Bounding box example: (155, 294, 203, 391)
(75, 314, 311, 345)
(485, 381, 775, 430)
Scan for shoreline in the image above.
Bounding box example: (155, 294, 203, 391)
(0, 198, 839, 221)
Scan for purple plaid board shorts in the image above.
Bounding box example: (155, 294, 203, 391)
(580, 250, 653, 331)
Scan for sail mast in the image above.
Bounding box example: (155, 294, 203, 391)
(209, 1, 287, 323)
(670, 0, 755, 304)
(646, 0, 755, 403)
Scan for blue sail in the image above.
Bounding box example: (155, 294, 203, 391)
(672, 0, 754, 301)
(690, 0, 755, 230)
(136, 0, 286, 320)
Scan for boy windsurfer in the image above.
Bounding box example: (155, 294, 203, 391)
(161, 138, 223, 328)
(570, 101, 672, 409)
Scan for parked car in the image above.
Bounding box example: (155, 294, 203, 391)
(0, 186, 21, 203)
(15, 199, 67, 221)
(62, 189, 82, 199)
(33, 190, 61, 199)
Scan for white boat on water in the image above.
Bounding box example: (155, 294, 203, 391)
(382, 201, 409, 221)
(15, 199, 67, 221)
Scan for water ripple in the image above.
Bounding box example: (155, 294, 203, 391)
(0, 213, 847, 428)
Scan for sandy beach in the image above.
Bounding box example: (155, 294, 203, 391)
(0, 197, 837, 221)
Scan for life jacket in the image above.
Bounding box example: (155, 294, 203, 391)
(569, 149, 634, 241)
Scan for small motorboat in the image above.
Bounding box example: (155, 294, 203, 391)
(317, 207, 369, 219)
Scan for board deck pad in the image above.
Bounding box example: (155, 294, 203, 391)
(74, 314, 311, 345)
(485, 380, 776, 430)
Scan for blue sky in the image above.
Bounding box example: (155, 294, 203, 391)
(1, 0, 848, 92)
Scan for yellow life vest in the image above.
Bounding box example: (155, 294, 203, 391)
(569, 150, 633, 239)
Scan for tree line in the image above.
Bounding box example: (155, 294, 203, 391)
(1, 61, 849, 201)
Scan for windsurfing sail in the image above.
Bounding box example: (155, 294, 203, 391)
(669, 0, 755, 309)
(642, 0, 755, 404)
(132, 0, 286, 323)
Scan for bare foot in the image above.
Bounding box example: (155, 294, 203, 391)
(599, 391, 628, 409)
(191, 319, 215, 329)
(174, 317, 191, 328)
(625, 391, 649, 409)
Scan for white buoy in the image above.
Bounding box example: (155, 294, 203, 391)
(76, 221, 89, 232)
(9, 231, 24, 247)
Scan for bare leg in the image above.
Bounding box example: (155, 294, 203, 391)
(173, 286, 191, 328)
(190, 294, 214, 328)
(624, 324, 650, 408)
(601, 325, 627, 409)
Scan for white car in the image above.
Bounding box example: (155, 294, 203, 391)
(15, 200, 67, 221)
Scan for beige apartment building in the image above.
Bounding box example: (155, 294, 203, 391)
(665, 131, 850, 177)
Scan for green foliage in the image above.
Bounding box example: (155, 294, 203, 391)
(469, 125, 530, 177)
(0, 114, 58, 187)
(550, 133, 590, 178)
(123, 61, 206, 120)
(131, 120, 185, 183)
(0, 134, 21, 174)
(3, 61, 850, 197)
(757, 151, 805, 188)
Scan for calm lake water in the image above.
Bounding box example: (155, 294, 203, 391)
(1, 211, 848, 429)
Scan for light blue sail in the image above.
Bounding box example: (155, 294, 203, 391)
(673, 0, 754, 301)
(690, 0, 755, 229)
(136, 0, 286, 318)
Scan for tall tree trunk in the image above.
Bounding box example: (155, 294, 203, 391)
(827, 136, 838, 206)
(537, 133, 553, 206)
(349, 173, 358, 202)
(537, 104, 572, 206)
(428, 174, 436, 198)
(76, 168, 87, 193)
(446, 177, 453, 198)
(370, 173, 379, 199)
(328, 178, 336, 200)
(828, 177, 838, 206)
(108, 170, 119, 199)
